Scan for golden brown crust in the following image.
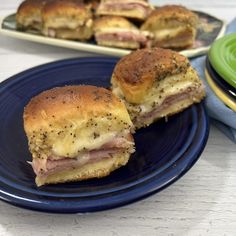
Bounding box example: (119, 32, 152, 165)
(42, 0, 89, 20)
(24, 85, 130, 132)
(93, 16, 137, 32)
(16, 0, 46, 30)
(17, 0, 46, 16)
(141, 5, 198, 28)
(111, 48, 189, 103)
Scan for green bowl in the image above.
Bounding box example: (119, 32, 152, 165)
(209, 33, 236, 88)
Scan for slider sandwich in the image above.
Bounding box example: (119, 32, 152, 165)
(16, 0, 47, 31)
(141, 5, 198, 49)
(94, 16, 152, 49)
(42, 0, 93, 40)
(111, 48, 205, 129)
(23, 85, 135, 186)
(96, 0, 153, 21)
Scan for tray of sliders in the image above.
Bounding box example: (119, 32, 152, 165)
(0, 0, 226, 57)
(0, 48, 209, 213)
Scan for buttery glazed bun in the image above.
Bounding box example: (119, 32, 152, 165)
(16, 0, 47, 31)
(111, 48, 205, 128)
(42, 0, 93, 40)
(24, 85, 132, 135)
(141, 5, 198, 49)
(24, 85, 134, 186)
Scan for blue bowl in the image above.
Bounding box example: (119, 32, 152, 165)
(206, 56, 236, 101)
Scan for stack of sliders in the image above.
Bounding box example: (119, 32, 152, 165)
(24, 47, 205, 186)
(16, 0, 199, 50)
(23, 85, 135, 186)
(94, 0, 153, 49)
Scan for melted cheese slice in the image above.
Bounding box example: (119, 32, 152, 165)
(141, 67, 200, 113)
(52, 131, 117, 158)
(154, 26, 187, 39)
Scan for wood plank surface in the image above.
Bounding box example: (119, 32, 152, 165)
(0, 1, 235, 235)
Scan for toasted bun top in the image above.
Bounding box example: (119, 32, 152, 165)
(111, 48, 190, 103)
(94, 16, 137, 32)
(141, 5, 198, 30)
(24, 85, 132, 133)
(16, 0, 46, 18)
(42, 0, 91, 21)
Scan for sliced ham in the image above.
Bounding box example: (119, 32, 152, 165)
(96, 30, 151, 48)
(47, 28, 56, 37)
(31, 133, 134, 178)
(32, 148, 120, 177)
(134, 85, 204, 126)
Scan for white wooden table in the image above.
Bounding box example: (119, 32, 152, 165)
(0, 1, 236, 235)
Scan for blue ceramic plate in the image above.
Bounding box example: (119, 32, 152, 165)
(0, 57, 209, 213)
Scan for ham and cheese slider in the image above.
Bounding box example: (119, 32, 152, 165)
(23, 85, 135, 186)
(111, 48, 205, 129)
(94, 16, 152, 49)
(141, 5, 198, 49)
(16, 0, 46, 31)
(96, 0, 153, 21)
(41, 0, 93, 40)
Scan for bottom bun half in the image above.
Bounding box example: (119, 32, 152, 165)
(36, 152, 130, 186)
